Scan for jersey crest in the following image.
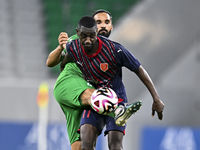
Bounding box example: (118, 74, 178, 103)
(100, 63, 108, 72)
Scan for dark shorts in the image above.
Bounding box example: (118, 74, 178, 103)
(80, 109, 126, 136)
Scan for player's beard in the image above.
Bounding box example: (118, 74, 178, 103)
(98, 29, 112, 38)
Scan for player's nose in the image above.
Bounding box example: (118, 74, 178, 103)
(84, 37, 92, 45)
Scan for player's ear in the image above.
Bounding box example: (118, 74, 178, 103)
(76, 28, 79, 35)
(111, 25, 113, 31)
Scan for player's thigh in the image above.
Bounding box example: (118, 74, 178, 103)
(54, 75, 94, 107)
(105, 116, 125, 149)
(80, 124, 99, 149)
(108, 130, 124, 149)
(80, 110, 105, 134)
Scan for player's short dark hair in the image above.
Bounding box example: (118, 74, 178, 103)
(92, 9, 112, 20)
(78, 16, 97, 29)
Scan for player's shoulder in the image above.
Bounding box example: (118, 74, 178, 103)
(66, 34, 79, 49)
(68, 34, 79, 42)
(98, 35, 123, 49)
(67, 34, 79, 45)
(98, 35, 113, 43)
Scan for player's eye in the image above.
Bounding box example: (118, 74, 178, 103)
(90, 33, 96, 38)
(96, 20, 101, 24)
(80, 33, 86, 38)
(105, 20, 110, 24)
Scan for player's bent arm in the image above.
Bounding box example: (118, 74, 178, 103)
(46, 32, 69, 67)
(46, 45, 64, 67)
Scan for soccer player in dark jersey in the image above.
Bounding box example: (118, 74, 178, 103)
(47, 10, 143, 150)
(61, 16, 165, 150)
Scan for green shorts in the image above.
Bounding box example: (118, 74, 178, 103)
(53, 62, 94, 144)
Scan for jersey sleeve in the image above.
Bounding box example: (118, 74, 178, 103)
(66, 42, 71, 56)
(114, 43, 141, 72)
(66, 34, 79, 57)
(61, 34, 78, 61)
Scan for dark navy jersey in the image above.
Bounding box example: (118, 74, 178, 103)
(66, 35, 141, 103)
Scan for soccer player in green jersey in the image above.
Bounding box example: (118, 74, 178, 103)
(50, 33, 97, 150)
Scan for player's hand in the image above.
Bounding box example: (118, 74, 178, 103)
(151, 99, 164, 120)
(58, 32, 68, 50)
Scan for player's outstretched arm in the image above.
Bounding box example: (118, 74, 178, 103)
(135, 65, 165, 120)
(46, 32, 68, 67)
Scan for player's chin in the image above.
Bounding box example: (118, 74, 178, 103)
(83, 44, 92, 48)
(83, 45, 92, 50)
(99, 31, 107, 35)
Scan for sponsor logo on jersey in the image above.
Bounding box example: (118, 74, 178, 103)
(100, 63, 108, 72)
(87, 83, 93, 87)
(77, 61, 83, 67)
(117, 49, 122, 52)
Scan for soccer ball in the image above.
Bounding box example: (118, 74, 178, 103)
(91, 87, 118, 115)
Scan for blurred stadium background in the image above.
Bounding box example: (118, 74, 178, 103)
(0, 0, 200, 150)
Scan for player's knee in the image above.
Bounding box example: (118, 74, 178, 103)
(80, 124, 99, 150)
(108, 133, 123, 150)
(80, 88, 95, 106)
(108, 140, 123, 150)
(81, 141, 95, 150)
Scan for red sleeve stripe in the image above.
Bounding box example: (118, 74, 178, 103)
(75, 40, 83, 62)
(70, 46, 78, 61)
